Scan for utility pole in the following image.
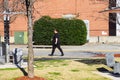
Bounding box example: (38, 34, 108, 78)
(3, 0, 10, 63)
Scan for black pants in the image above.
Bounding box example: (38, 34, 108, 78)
(51, 44, 64, 55)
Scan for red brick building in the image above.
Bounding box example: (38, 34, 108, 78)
(0, 0, 115, 43)
(34, 0, 109, 36)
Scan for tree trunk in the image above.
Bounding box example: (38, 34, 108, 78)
(26, 0, 34, 78)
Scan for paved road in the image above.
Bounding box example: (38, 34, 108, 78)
(9, 43, 120, 58)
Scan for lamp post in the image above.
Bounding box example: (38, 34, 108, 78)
(4, 11, 10, 44)
(3, 10, 10, 63)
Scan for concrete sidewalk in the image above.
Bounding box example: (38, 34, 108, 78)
(10, 43, 120, 52)
(0, 62, 27, 69)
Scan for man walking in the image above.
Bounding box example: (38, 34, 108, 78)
(49, 29, 64, 56)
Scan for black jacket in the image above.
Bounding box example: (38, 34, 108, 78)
(52, 33, 60, 45)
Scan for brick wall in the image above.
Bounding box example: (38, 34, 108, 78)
(0, 0, 109, 37)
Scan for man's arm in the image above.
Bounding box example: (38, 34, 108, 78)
(55, 38, 58, 44)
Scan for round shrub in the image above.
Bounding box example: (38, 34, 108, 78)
(33, 16, 87, 45)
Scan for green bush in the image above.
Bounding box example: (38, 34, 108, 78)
(33, 16, 87, 45)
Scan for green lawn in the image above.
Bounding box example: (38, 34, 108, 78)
(0, 58, 112, 80)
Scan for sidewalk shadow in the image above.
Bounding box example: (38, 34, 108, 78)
(97, 67, 109, 72)
(33, 57, 82, 61)
(75, 58, 106, 65)
(97, 67, 120, 77)
(13, 48, 28, 76)
(15, 64, 28, 76)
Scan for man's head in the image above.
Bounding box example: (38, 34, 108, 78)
(54, 29, 58, 33)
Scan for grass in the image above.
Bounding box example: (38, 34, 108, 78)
(0, 58, 111, 80)
(71, 69, 80, 72)
(0, 68, 18, 71)
(48, 72, 61, 76)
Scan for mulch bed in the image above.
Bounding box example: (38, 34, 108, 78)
(16, 76, 46, 80)
(95, 54, 120, 57)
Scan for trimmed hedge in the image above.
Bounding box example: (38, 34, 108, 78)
(33, 16, 87, 45)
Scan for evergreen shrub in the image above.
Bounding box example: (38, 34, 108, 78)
(33, 16, 87, 45)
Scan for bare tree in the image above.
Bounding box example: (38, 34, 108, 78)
(25, 0, 34, 78)
(90, 0, 120, 25)
(0, 0, 35, 78)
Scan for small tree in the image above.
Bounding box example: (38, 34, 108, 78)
(0, 0, 36, 78)
(25, 0, 34, 78)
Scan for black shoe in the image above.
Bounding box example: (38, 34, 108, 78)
(48, 54, 53, 56)
(61, 54, 64, 56)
